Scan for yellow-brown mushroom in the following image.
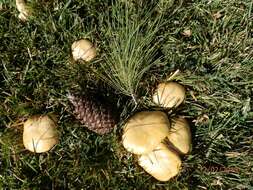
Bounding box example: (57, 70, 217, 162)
(138, 142, 182, 181)
(153, 82, 186, 108)
(122, 111, 170, 155)
(71, 39, 96, 62)
(23, 115, 59, 153)
(168, 117, 191, 154)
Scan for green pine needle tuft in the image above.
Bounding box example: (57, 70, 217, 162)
(98, 2, 162, 101)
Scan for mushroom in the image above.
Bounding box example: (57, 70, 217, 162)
(152, 82, 186, 108)
(138, 142, 182, 181)
(16, 0, 32, 21)
(122, 111, 170, 155)
(23, 115, 59, 153)
(167, 117, 191, 154)
(71, 39, 96, 62)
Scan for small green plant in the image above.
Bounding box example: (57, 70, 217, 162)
(99, 2, 163, 103)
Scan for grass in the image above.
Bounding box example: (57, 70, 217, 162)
(0, 0, 253, 189)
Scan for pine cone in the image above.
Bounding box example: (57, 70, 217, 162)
(68, 93, 118, 135)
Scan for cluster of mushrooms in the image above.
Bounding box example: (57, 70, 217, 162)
(122, 82, 191, 181)
(16, 1, 191, 182)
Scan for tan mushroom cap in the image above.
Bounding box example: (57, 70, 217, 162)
(16, 0, 32, 21)
(23, 115, 59, 153)
(153, 82, 186, 108)
(71, 39, 96, 62)
(138, 142, 182, 181)
(122, 111, 170, 155)
(168, 117, 191, 154)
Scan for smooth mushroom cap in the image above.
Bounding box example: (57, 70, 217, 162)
(122, 111, 170, 155)
(23, 115, 59, 153)
(152, 82, 186, 108)
(71, 39, 96, 62)
(168, 117, 191, 154)
(138, 142, 182, 181)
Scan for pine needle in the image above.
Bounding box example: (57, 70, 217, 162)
(99, 2, 163, 100)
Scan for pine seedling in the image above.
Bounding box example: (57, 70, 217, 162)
(99, 2, 163, 103)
